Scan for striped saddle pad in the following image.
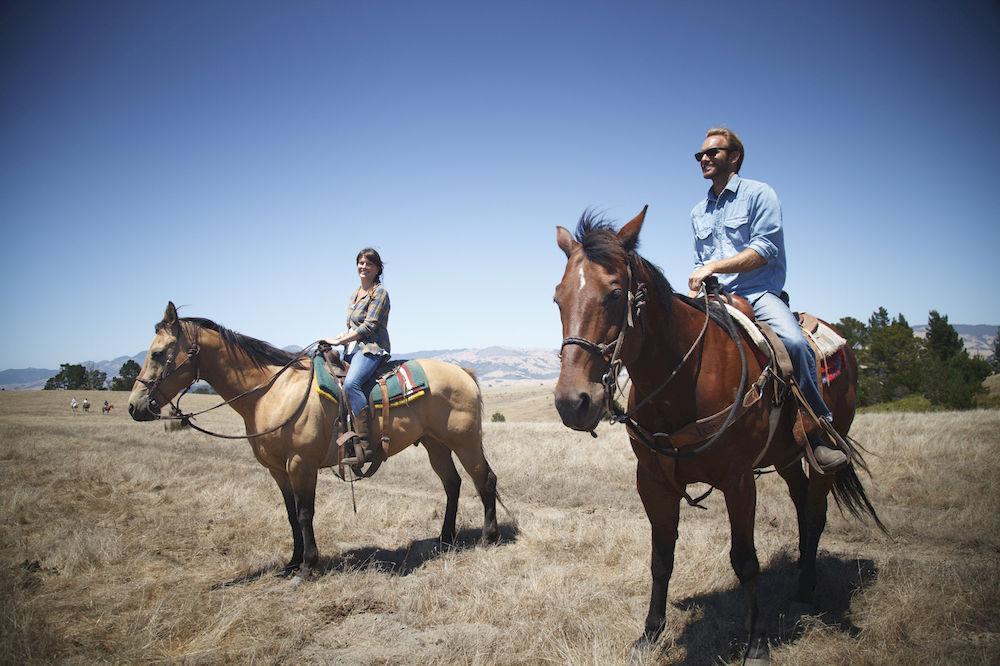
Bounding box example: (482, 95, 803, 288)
(315, 359, 429, 411)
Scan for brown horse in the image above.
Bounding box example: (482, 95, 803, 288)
(553, 209, 883, 662)
(128, 302, 500, 578)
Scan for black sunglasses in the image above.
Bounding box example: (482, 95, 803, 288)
(694, 146, 732, 161)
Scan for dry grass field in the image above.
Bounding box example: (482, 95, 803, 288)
(2, 387, 999, 664)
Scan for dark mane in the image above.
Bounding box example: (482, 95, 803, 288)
(167, 317, 307, 370)
(574, 210, 675, 313)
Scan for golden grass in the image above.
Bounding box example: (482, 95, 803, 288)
(2, 389, 998, 664)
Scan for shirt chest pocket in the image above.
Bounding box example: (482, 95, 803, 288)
(723, 213, 751, 248)
(693, 213, 714, 240)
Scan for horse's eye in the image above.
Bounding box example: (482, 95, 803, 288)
(606, 289, 624, 304)
(151, 351, 166, 363)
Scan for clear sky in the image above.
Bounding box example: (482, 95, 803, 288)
(2, 0, 998, 370)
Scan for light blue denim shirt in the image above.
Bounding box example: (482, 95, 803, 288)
(691, 174, 787, 303)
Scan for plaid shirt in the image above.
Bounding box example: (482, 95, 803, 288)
(346, 285, 390, 356)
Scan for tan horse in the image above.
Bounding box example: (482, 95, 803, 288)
(128, 302, 500, 577)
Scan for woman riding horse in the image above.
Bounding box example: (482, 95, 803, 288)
(324, 247, 390, 468)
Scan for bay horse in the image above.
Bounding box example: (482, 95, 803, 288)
(128, 302, 500, 578)
(553, 209, 883, 662)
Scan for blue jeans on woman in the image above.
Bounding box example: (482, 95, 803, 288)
(752, 292, 833, 422)
(343, 351, 382, 416)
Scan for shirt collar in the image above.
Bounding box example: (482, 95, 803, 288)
(707, 173, 742, 202)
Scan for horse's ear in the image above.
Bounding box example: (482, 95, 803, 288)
(617, 205, 647, 253)
(556, 226, 578, 258)
(163, 301, 178, 325)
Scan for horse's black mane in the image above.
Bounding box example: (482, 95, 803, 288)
(162, 317, 307, 370)
(575, 210, 676, 312)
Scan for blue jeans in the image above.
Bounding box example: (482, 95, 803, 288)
(343, 351, 381, 416)
(752, 292, 833, 421)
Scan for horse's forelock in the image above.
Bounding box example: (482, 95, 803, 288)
(575, 210, 628, 269)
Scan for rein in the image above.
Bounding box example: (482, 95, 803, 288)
(561, 271, 751, 461)
(144, 321, 322, 440)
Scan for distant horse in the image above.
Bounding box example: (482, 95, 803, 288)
(82, 399, 90, 413)
(102, 402, 113, 415)
(70, 398, 78, 413)
(553, 209, 883, 662)
(128, 302, 500, 578)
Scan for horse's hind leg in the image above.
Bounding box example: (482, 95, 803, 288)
(450, 440, 499, 545)
(421, 438, 462, 545)
(268, 468, 304, 574)
(723, 473, 768, 664)
(286, 458, 321, 577)
(796, 469, 835, 605)
(777, 462, 809, 568)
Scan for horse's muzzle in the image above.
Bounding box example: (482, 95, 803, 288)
(128, 395, 160, 421)
(554, 383, 605, 432)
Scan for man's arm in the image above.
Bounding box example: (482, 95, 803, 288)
(687, 248, 766, 295)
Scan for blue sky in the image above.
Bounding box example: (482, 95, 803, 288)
(2, 1, 998, 370)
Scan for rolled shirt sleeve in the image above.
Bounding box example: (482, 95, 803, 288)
(745, 185, 782, 263)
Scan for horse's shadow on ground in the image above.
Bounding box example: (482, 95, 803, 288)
(212, 522, 519, 589)
(667, 552, 878, 665)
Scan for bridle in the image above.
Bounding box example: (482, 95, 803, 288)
(137, 320, 319, 440)
(136, 320, 201, 415)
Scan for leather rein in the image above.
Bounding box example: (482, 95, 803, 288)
(560, 269, 751, 461)
(141, 320, 319, 440)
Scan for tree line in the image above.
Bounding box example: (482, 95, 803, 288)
(44, 360, 141, 392)
(837, 309, 997, 409)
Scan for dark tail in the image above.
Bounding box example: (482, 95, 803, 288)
(831, 442, 888, 534)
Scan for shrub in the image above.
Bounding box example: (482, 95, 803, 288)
(490, 412, 506, 423)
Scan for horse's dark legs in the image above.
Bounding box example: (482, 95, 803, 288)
(777, 462, 810, 568)
(633, 459, 681, 650)
(723, 473, 767, 664)
(287, 461, 320, 577)
(268, 469, 303, 573)
(796, 469, 833, 603)
(451, 443, 499, 545)
(422, 439, 462, 545)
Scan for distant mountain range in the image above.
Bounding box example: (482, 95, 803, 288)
(2, 325, 995, 390)
(0, 347, 560, 390)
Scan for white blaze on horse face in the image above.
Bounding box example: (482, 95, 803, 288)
(577, 265, 586, 292)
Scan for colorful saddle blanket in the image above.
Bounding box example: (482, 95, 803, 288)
(315, 359, 429, 411)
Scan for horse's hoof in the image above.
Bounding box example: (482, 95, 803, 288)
(288, 575, 305, 589)
(628, 634, 659, 663)
(788, 601, 817, 623)
(743, 636, 770, 666)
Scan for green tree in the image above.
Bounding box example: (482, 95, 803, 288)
(86, 367, 108, 390)
(923, 352, 992, 409)
(43, 363, 88, 390)
(835, 316, 867, 350)
(924, 310, 964, 361)
(111, 360, 142, 391)
(857, 309, 922, 405)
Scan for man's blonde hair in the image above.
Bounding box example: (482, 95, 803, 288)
(706, 127, 744, 172)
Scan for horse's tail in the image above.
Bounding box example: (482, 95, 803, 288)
(831, 440, 888, 534)
(461, 367, 484, 414)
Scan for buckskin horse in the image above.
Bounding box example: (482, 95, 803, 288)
(553, 209, 883, 663)
(128, 302, 500, 578)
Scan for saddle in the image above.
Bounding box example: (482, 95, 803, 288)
(717, 296, 853, 472)
(314, 346, 429, 479)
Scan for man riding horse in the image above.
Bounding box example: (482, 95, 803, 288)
(686, 127, 847, 472)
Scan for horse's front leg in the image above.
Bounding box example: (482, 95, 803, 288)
(723, 472, 768, 665)
(268, 468, 303, 575)
(287, 455, 321, 577)
(632, 456, 681, 652)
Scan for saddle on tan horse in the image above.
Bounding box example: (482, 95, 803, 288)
(317, 345, 429, 479)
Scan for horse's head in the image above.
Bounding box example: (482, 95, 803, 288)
(128, 301, 200, 422)
(553, 207, 646, 431)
